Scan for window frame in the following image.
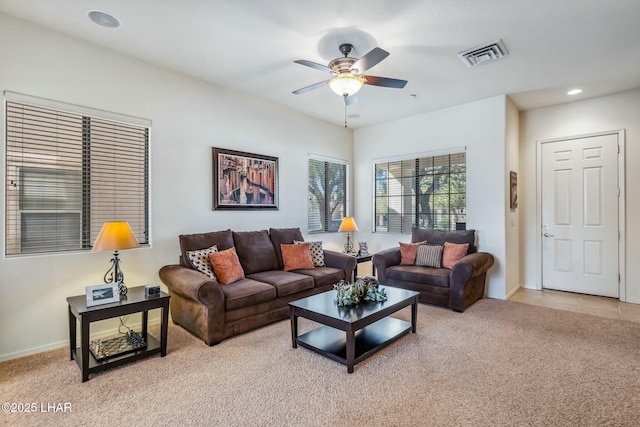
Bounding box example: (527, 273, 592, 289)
(4, 92, 151, 257)
(308, 155, 349, 234)
(373, 148, 466, 234)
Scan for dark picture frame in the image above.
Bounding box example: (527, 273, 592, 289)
(213, 147, 278, 210)
(510, 171, 518, 209)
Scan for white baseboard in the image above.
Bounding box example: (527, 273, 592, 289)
(0, 318, 162, 362)
(0, 339, 69, 362)
(505, 285, 522, 300)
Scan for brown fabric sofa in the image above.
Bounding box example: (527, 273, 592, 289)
(159, 227, 355, 345)
(372, 228, 494, 312)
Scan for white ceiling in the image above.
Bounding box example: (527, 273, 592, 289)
(1, 0, 639, 128)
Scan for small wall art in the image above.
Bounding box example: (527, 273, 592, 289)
(510, 171, 518, 209)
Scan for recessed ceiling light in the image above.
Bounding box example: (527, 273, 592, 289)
(88, 10, 120, 28)
(567, 89, 583, 95)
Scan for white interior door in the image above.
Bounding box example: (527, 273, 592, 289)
(541, 133, 619, 297)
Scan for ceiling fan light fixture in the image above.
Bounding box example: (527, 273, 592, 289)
(328, 74, 364, 97)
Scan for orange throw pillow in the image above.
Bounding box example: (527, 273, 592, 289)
(399, 241, 427, 265)
(442, 242, 469, 269)
(208, 247, 245, 285)
(281, 243, 315, 271)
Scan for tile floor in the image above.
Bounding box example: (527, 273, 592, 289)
(509, 288, 640, 323)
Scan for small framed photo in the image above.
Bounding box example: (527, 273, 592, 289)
(86, 283, 120, 307)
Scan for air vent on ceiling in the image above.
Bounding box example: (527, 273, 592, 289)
(458, 39, 508, 68)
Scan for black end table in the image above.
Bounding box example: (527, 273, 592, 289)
(353, 254, 375, 281)
(67, 286, 170, 382)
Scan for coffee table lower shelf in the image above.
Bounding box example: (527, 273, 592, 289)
(295, 317, 412, 369)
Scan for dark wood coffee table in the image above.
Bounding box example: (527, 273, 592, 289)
(289, 286, 419, 373)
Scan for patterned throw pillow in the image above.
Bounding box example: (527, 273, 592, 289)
(186, 245, 218, 280)
(208, 247, 245, 285)
(281, 243, 315, 271)
(442, 242, 469, 269)
(294, 240, 325, 267)
(399, 241, 427, 265)
(415, 244, 444, 268)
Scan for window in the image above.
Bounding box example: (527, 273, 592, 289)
(374, 151, 466, 233)
(5, 93, 150, 256)
(308, 157, 347, 233)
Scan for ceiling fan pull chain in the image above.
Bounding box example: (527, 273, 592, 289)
(344, 97, 348, 128)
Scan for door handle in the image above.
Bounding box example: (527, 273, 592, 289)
(543, 232, 554, 237)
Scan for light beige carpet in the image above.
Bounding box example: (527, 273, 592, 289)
(1, 298, 640, 427)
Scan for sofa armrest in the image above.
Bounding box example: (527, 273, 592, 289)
(159, 265, 225, 308)
(448, 252, 494, 312)
(372, 247, 401, 282)
(323, 250, 356, 281)
(450, 252, 495, 284)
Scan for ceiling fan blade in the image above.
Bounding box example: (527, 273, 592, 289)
(292, 80, 328, 95)
(363, 75, 408, 89)
(350, 47, 389, 75)
(344, 94, 358, 105)
(293, 60, 334, 73)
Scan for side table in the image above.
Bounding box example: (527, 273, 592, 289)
(67, 286, 170, 382)
(353, 254, 375, 280)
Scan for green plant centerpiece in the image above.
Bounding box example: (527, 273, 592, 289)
(334, 276, 387, 306)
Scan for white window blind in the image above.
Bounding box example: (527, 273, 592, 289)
(308, 157, 347, 233)
(374, 151, 466, 233)
(5, 97, 150, 256)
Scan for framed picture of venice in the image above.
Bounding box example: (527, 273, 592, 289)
(213, 147, 278, 210)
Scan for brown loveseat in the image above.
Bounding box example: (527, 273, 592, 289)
(159, 227, 355, 345)
(372, 228, 494, 312)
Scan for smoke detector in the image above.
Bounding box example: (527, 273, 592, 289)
(458, 39, 508, 68)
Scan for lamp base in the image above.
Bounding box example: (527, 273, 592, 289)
(343, 232, 356, 254)
(104, 251, 127, 297)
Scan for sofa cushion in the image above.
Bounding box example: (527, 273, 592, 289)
(443, 242, 469, 269)
(270, 227, 305, 267)
(186, 245, 218, 280)
(295, 240, 326, 267)
(295, 266, 345, 287)
(399, 241, 427, 265)
(179, 229, 235, 268)
(415, 244, 443, 268)
(220, 278, 277, 311)
(411, 228, 477, 253)
(386, 265, 450, 288)
(233, 230, 280, 274)
(281, 243, 315, 271)
(247, 270, 314, 297)
(209, 247, 245, 285)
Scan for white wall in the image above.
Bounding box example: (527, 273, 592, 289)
(505, 97, 521, 298)
(0, 14, 352, 360)
(519, 89, 640, 302)
(352, 96, 508, 300)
